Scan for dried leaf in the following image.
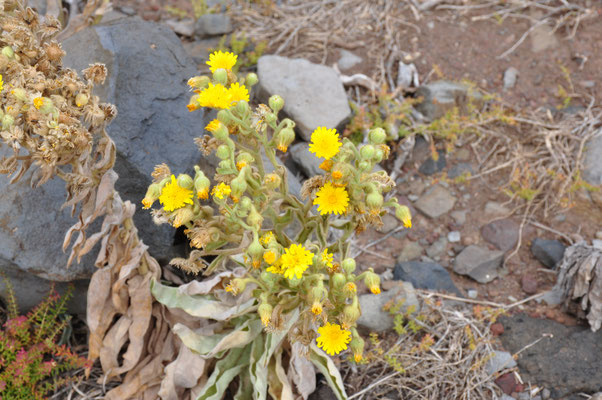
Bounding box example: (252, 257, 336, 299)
(289, 342, 316, 400)
(309, 344, 348, 400)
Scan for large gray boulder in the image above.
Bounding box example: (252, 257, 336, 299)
(257, 56, 351, 142)
(583, 130, 602, 186)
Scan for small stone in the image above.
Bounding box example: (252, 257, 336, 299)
(393, 261, 461, 295)
(377, 214, 400, 234)
(419, 150, 446, 175)
(407, 179, 425, 196)
(521, 274, 538, 294)
(426, 237, 448, 258)
(415, 185, 457, 219)
(337, 49, 363, 71)
(541, 389, 551, 400)
(450, 210, 467, 225)
(491, 322, 504, 336)
(593, 239, 602, 250)
(454, 245, 504, 283)
(357, 282, 419, 331)
(415, 80, 483, 121)
(495, 373, 519, 395)
(484, 201, 511, 217)
(481, 219, 519, 251)
(517, 393, 530, 400)
(583, 130, 602, 185)
(503, 67, 519, 90)
(486, 351, 517, 375)
(194, 13, 233, 38)
(448, 162, 474, 179)
(408, 194, 419, 202)
(165, 19, 195, 37)
(467, 289, 478, 299)
(530, 238, 566, 269)
(397, 241, 424, 262)
(448, 231, 461, 243)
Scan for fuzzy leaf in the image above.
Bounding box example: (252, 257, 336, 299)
(289, 342, 316, 400)
(309, 344, 348, 400)
(196, 345, 251, 400)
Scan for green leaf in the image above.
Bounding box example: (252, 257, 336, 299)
(309, 344, 348, 400)
(174, 318, 263, 358)
(196, 345, 251, 400)
(151, 278, 255, 320)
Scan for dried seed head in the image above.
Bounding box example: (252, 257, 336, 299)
(83, 63, 108, 85)
(43, 41, 64, 62)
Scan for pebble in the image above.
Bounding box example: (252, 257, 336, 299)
(357, 282, 419, 332)
(397, 241, 424, 262)
(521, 274, 538, 294)
(484, 201, 511, 217)
(448, 162, 474, 179)
(408, 194, 420, 202)
(480, 219, 519, 251)
(419, 150, 447, 175)
(426, 237, 448, 258)
(503, 67, 519, 90)
(393, 261, 461, 295)
(486, 351, 517, 375)
(495, 373, 519, 395)
(530, 238, 566, 269)
(337, 49, 363, 71)
(448, 231, 461, 243)
(415, 185, 457, 219)
(491, 322, 504, 336)
(194, 13, 233, 38)
(454, 245, 504, 283)
(542, 389, 551, 399)
(467, 289, 478, 299)
(593, 239, 602, 250)
(450, 210, 467, 226)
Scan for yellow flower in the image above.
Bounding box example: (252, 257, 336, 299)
(319, 159, 333, 172)
(206, 50, 238, 73)
(309, 127, 341, 160)
(198, 83, 232, 110)
(33, 97, 44, 109)
(370, 286, 381, 295)
(0, 75, 3, 92)
(158, 175, 194, 212)
(311, 302, 323, 315)
(263, 250, 277, 265)
(280, 244, 314, 280)
(396, 205, 412, 228)
(141, 198, 153, 209)
(321, 249, 334, 269)
(316, 323, 351, 356)
(228, 83, 249, 103)
(314, 182, 349, 215)
(205, 119, 221, 132)
(260, 231, 274, 245)
(266, 262, 284, 275)
(211, 182, 231, 199)
(354, 353, 363, 363)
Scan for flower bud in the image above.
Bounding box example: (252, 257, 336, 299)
(373, 148, 384, 163)
(213, 123, 229, 141)
(263, 173, 281, 190)
(366, 191, 383, 209)
(2, 114, 14, 129)
(247, 207, 264, 228)
(260, 270, 277, 287)
(364, 271, 381, 294)
(395, 204, 412, 228)
(265, 113, 277, 125)
(276, 127, 295, 153)
(332, 273, 347, 290)
(342, 296, 361, 327)
(217, 109, 231, 124)
(258, 302, 273, 326)
(216, 144, 231, 160)
(343, 281, 357, 298)
(248, 237, 264, 268)
(360, 144, 375, 160)
(239, 196, 252, 210)
(342, 258, 356, 274)
(2, 46, 14, 59)
(350, 332, 365, 363)
(236, 152, 253, 170)
(187, 95, 201, 112)
(172, 206, 195, 228)
(225, 278, 247, 295)
(75, 93, 89, 107)
(10, 88, 27, 102)
(369, 127, 387, 144)
(245, 72, 258, 87)
(194, 174, 210, 200)
(358, 160, 371, 172)
(269, 95, 284, 113)
(177, 173, 194, 190)
(213, 68, 228, 85)
(188, 75, 210, 89)
(235, 100, 249, 115)
(230, 175, 247, 200)
(141, 182, 162, 209)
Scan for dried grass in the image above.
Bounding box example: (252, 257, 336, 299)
(341, 292, 504, 400)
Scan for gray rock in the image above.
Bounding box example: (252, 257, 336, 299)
(377, 214, 400, 234)
(194, 13, 233, 38)
(541, 388, 551, 400)
(499, 314, 602, 398)
(448, 162, 474, 179)
(503, 67, 519, 90)
(485, 350, 517, 375)
(393, 261, 461, 295)
(415, 184, 457, 219)
(289, 142, 323, 178)
(337, 50, 363, 70)
(481, 219, 519, 251)
(536, 288, 564, 306)
(183, 38, 222, 65)
(467, 289, 478, 299)
(450, 210, 467, 225)
(583, 131, 602, 185)
(592, 239, 602, 250)
(165, 18, 195, 37)
(415, 80, 483, 121)
(62, 17, 213, 265)
(530, 238, 566, 269)
(419, 150, 446, 175)
(427, 237, 448, 258)
(257, 56, 352, 142)
(448, 231, 461, 243)
(397, 241, 424, 262)
(484, 201, 511, 217)
(357, 282, 419, 332)
(454, 245, 504, 283)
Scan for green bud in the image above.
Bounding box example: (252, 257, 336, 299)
(261, 270, 277, 285)
(248, 237, 264, 266)
(247, 207, 264, 228)
(265, 113, 277, 124)
(1, 46, 14, 59)
(213, 68, 228, 85)
(364, 270, 381, 294)
(245, 72, 258, 87)
(37, 98, 55, 114)
(349, 332, 365, 362)
(235, 100, 249, 115)
(369, 127, 387, 144)
(276, 127, 295, 152)
(213, 123, 229, 141)
(343, 297, 361, 326)
(10, 88, 27, 102)
(177, 173, 194, 190)
(230, 176, 247, 198)
(360, 144, 375, 160)
(217, 109, 231, 124)
(263, 173, 281, 190)
(342, 258, 356, 274)
(2, 114, 14, 129)
(269, 95, 284, 113)
(239, 196, 252, 211)
(172, 206, 195, 228)
(141, 182, 162, 209)
(332, 273, 347, 290)
(395, 204, 412, 228)
(258, 302, 273, 326)
(216, 144, 231, 160)
(366, 191, 383, 209)
(194, 171, 210, 200)
(188, 75, 210, 89)
(358, 160, 371, 172)
(373, 148, 384, 163)
(309, 285, 326, 303)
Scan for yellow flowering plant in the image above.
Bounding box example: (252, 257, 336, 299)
(145, 51, 412, 399)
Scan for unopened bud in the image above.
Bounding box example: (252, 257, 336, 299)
(75, 93, 88, 107)
(141, 182, 162, 209)
(358, 160, 371, 172)
(187, 75, 210, 89)
(216, 144, 231, 160)
(350, 332, 365, 363)
(2, 114, 14, 129)
(258, 302, 273, 326)
(366, 191, 383, 209)
(395, 204, 412, 228)
(194, 173, 210, 200)
(263, 173, 281, 190)
(217, 109, 231, 124)
(10, 88, 27, 102)
(342, 297, 361, 326)
(239, 196, 252, 210)
(226, 278, 247, 295)
(373, 148, 384, 163)
(248, 237, 264, 268)
(276, 127, 295, 153)
(247, 207, 264, 228)
(230, 175, 247, 198)
(245, 72, 258, 87)
(213, 68, 228, 85)
(332, 273, 347, 290)
(360, 144, 375, 160)
(172, 206, 195, 228)
(342, 258, 356, 274)
(269, 95, 284, 113)
(364, 271, 381, 294)
(213, 123, 229, 141)
(235, 100, 249, 115)
(369, 127, 387, 144)
(177, 173, 194, 190)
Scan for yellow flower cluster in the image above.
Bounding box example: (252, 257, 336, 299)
(158, 175, 193, 212)
(198, 82, 249, 110)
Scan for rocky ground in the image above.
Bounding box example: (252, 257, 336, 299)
(3, 1, 601, 399)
